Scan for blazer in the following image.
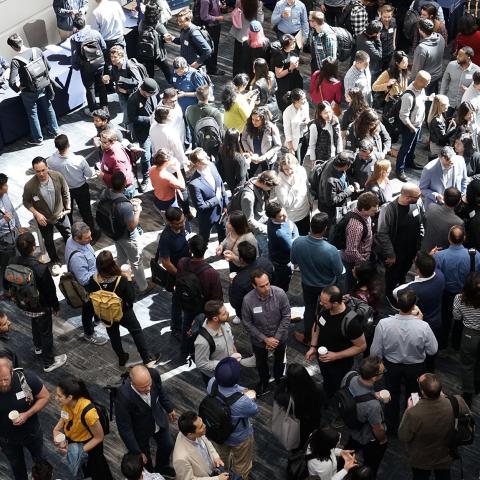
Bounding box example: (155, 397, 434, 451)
(172, 432, 221, 480)
(22, 170, 71, 224)
(188, 164, 227, 223)
(115, 368, 174, 454)
(241, 123, 282, 167)
(419, 157, 468, 208)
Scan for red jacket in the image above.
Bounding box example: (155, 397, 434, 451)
(101, 142, 134, 188)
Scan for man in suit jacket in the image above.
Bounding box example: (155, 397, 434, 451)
(115, 365, 177, 476)
(188, 148, 228, 243)
(173, 410, 228, 480)
(22, 157, 71, 275)
(419, 146, 468, 209)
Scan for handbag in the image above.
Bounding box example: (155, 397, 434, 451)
(150, 253, 175, 293)
(271, 397, 301, 450)
(232, 7, 243, 29)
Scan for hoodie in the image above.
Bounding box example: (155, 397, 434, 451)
(411, 32, 446, 82)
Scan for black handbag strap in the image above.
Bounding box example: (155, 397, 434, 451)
(0, 207, 15, 244)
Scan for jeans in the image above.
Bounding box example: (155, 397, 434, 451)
(206, 24, 221, 74)
(141, 428, 174, 473)
(81, 300, 95, 337)
(31, 312, 55, 367)
(37, 215, 71, 264)
(117, 91, 130, 123)
(0, 429, 44, 480)
(68, 183, 96, 233)
(105, 309, 152, 363)
(138, 136, 152, 178)
(252, 342, 286, 386)
(396, 126, 421, 173)
(20, 89, 59, 142)
(460, 326, 480, 394)
(115, 237, 148, 291)
(80, 67, 108, 112)
(412, 468, 451, 480)
(66, 442, 88, 479)
(301, 283, 324, 343)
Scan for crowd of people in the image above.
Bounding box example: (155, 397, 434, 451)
(0, 0, 479, 479)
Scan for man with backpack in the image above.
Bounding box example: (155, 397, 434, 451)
(7, 33, 59, 146)
(53, 0, 89, 41)
(116, 365, 177, 477)
(176, 235, 223, 359)
(340, 356, 388, 477)
(398, 373, 471, 480)
(204, 357, 258, 479)
(371, 290, 438, 432)
(169, 8, 213, 69)
(70, 13, 108, 116)
(5, 232, 67, 372)
(186, 85, 223, 156)
(305, 285, 367, 397)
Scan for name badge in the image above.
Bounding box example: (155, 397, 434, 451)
(33, 196, 40, 202)
(184, 40, 189, 46)
(292, 17, 300, 25)
(172, 77, 177, 83)
(412, 208, 419, 217)
(370, 163, 375, 172)
(318, 316, 326, 326)
(465, 74, 473, 80)
(388, 28, 394, 33)
(16, 391, 26, 400)
(61, 410, 69, 419)
(253, 306, 262, 314)
(470, 210, 476, 219)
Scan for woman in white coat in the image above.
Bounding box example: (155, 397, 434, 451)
(282, 88, 310, 162)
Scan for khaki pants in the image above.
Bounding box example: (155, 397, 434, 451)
(215, 434, 254, 480)
(58, 28, 72, 41)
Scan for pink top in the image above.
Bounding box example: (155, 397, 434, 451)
(149, 166, 185, 201)
(101, 142, 134, 188)
(310, 75, 342, 105)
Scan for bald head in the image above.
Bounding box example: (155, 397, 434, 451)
(448, 225, 465, 245)
(130, 365, 153, 394)
(398, 183, 421, 206)
(0, 363, 12, 392)
(414, 70, 431, 90)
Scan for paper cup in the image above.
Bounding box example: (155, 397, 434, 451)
(379, 389, 391, 403)
(284, 6, 291, 14)
(231, 352, 242, 361)
(245, 389, 256, 399)
(8, 410, 19, 422)
(54, 433, 67, 448)
(318, 346, 328, 356)
(121, 264, 131, 273)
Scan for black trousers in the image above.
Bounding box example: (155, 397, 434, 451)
(301, 283, 323, 343)
(81, 300, 95, 337)
(345, 438, 387, 477)
(143, 58, 172, 83)
(84, 442, 113, 480)
(318, 357, 353, 398)
(272, 263, 292, 293)
(80, 67, 108, 112)
(206, 24, 221, 74)
(38, 215, 71, 264)
(198, 213, 226, 244)
(105, 309, 152, 363)
(412, 468, 451, 480)
(252, 342, 286, 386)
(141, 428, 174, 473)
(385, 254, 415, 301)
(323, 5, 344, 26)
(294, 214, 310, 236)
(383, 359, 426, 431)
(440, 290, 457, 350)
(31, 312, 55, 367)
(68, 183, 96, 233)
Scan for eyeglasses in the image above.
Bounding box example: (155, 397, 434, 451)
(376, 368, 387, 376)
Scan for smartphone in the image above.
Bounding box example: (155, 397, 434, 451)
(411, 392, 420, 406)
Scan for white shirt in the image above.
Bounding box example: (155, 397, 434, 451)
(282, 102, 310, 150)
(462, 83, 480, 127)
(274, 166, 310, 222)
(47, 152, 93, 189)
(150, 123, 188, 169)
(93, 0, 126, 41)
(131, 385, 160, 433)
(307, 448, 348, 480)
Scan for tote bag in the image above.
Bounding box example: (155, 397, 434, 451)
(271, 396, 301, 450)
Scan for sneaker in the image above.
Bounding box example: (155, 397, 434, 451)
(254, 382, 270, 397)
(138, 281, 155, 296)
(27, 139, 44, 146)
(34, 348, 43, 355)
(51, 263, 62, 276)
(140, 177, 150, 189)
(232, 316, 241, 325)
(83, 332, 108, 346)
(43, 354, 67, 372)
(144, 353, 161, 368)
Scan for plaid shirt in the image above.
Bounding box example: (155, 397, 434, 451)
(350, 1, 368, 37)
(341, 209, 373, 264)
(311, 25, 338, 71)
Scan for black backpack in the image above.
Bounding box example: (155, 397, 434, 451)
(334, 371, 377, 429)
(127, 58, 148, 85)
(337, 2, 356, 34)
(137, 26, 160, 61)
(4, 262, 42, 312)
(80, 401, 110, 437)
(198, 380, 243, 444)
(15, 49, 50, 92)
(331, 27, 354, 62)
(95, 196, 130, 240)
(174, 259, 210, 313)
(194, 114, 222, 155)
(329, 211, 368, 250)
(187, 314, 216, 364)
(308, 159, 329, 200)
(403, 0, 422, 41)
(342, 295, 375, 335)
(286, 445, 315, 480)
(80, 38, 105, 70)
(447, 395, 476, 458)
(190, 26, 214, 54)
(228, 182, 254, 212)
(382, 90, 415, 132)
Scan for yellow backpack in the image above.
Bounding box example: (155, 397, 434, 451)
(89, 276, 123, 327)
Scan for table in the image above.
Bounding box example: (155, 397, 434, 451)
(0, 39, 86, 147)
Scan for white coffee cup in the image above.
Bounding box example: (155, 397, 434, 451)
(379, 389, 391, 403)
(245, 389, 257, 399)
(229, 272, 237, 281)
(284, 6, 291, 15)
(8, 410, 19, 422)
(231, 352, 242, 362)
(318, 346, 328, 356)
(289, 55, 299, 64)
(121, 264, 131, 274)
(54, 432, 67, 448)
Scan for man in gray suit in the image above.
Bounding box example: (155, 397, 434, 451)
(419, 146, 467, 209)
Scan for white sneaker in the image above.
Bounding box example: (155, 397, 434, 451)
(43, 354, 67, 372)
(232, 316, 241, 325)
(83, 332, 108, 346)
(34, 348, 42, 355)
(51, 264, 62, 276)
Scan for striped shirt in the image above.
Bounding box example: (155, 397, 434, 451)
(341, 209, 373, 264)
(311, 25, 337, 71)
(453, 294, 480, 331)
(350, 1, 368, 38)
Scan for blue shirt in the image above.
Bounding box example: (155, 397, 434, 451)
(157, 226, 189, 266)
(172, 68, 208, 113)
(64, 237, 97, 286)
(207, 378, 258, 446)
(267, 219, 299, 265)
(271, 0, 309, 40)
(290, 235, 344, 287)
(70, 26, 106, 71)
(0, 193, 20, 243)
(434, 245, 480, 294)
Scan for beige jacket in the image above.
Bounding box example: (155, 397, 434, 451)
(23, 170, 70, 224)
(172, 433, 221, 480)
(372, 70, 408, 98)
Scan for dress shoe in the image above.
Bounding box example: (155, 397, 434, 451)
(396, 171, 408, 182)
(254, 382, 270, 397)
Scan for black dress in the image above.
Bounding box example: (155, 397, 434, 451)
(271, 49, 303, 112)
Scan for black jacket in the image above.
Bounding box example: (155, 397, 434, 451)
(115, 368, 174, 453)
(127, 90, 158, 142)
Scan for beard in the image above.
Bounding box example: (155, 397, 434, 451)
(0, 384, 11, 393)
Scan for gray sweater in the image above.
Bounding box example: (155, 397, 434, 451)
(241, 181, 268, 235)
(411, 33, 446, 82)
(440, 60, 480, 109)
